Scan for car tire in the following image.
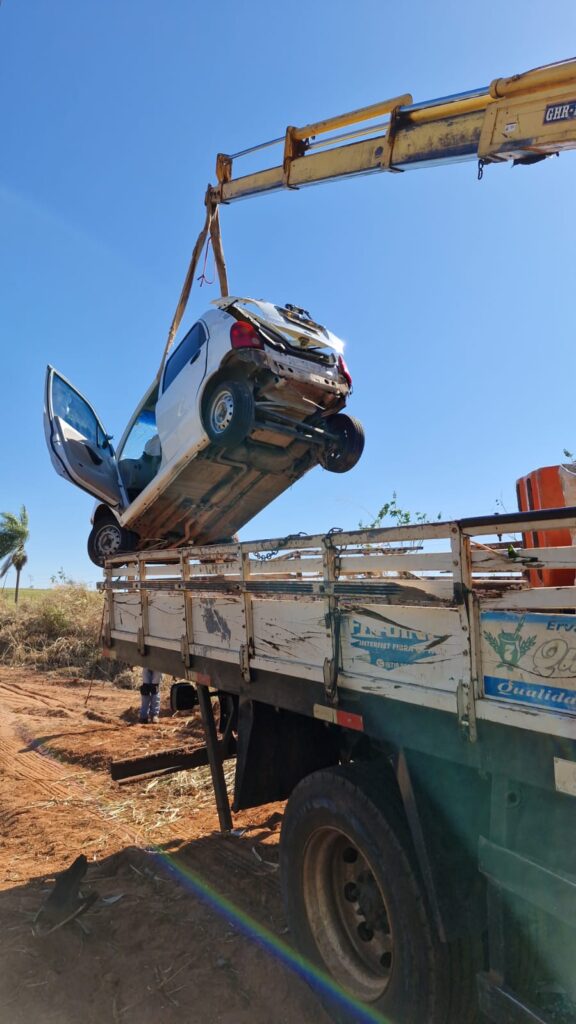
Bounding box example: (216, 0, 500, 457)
(280, 765, 480, 1024)
(87, 514, 137, 567)
(319, 414, 365, 473)
(202, 379, 254, 447)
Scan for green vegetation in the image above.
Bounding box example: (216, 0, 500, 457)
(0, 506, 30, 605)
(359, 493, 441, 529)
(0, 589, 49, 604)
(0, 582, 130, 682)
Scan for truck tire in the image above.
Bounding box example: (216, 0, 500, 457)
(280, 765, 479, 1024)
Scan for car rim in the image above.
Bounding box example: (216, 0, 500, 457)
(210, 389, 235, 435)
(302, 826, 394, 1001)
(97, 524, 122, 557)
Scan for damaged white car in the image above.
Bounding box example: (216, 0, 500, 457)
(44, 298, 364, 565)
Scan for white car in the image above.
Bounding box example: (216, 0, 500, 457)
(44, 297, 364, 565)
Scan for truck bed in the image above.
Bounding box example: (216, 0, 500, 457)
(101, 508, 576, 747)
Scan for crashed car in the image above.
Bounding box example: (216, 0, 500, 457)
(44, 298, 364, 565)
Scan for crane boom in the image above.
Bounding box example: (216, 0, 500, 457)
(209, 57, 576, 204)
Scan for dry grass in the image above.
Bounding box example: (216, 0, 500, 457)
(0, 585, 128, 681)
(105, 762, 238, 837)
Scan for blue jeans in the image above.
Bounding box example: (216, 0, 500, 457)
(140, 669, 162, 722)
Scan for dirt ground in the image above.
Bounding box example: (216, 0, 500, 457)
(0, 666, 332, 1024)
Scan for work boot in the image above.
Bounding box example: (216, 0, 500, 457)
(151, 716, 160, 724)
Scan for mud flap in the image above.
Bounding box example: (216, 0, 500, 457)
(232, 698, 339, 812)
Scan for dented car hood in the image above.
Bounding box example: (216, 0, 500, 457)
(213, 297, 345, 355)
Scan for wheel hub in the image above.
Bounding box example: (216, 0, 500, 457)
(97, 524, 122, 557)
(210, 390, 234, 434)
(303, 829, 394, 1000)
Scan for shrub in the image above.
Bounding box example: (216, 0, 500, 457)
(0, 584, 127, 680)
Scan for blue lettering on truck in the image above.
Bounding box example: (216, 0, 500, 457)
(484, 676, 576, 712)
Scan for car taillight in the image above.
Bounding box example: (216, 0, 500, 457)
(338, 354, 352, 388)
(230, 321, 264, 349)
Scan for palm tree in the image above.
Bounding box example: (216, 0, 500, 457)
(0, 506, 29, 604)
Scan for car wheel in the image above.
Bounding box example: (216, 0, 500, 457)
(319, 413, 365, 473)
(202, 380, 254, 446)
(87, 515, 137, 567)
(280, 765, 480, 1024)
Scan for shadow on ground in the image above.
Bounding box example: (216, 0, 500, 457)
(0, 835, 333, 1024)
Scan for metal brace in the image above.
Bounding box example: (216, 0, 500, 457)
(180, 634, 192, 669)
(323, 599, 341, 705)
(239, 643, 252, 683)
(137, 627, 147, 656)
(240, 551, 254, 683)
(457, 679, 478, 743)
(102, 617, 112, 648)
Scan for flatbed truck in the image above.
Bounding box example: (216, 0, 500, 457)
(100, 507, 576, 1024)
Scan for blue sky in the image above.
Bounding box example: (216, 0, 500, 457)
(1, 0, 575, 587)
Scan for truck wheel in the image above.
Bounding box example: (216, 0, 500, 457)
(319, 414, 365, 473)
(280, 765, 478, 1024)
(202, 379, 254, 446)
(87, 515, 137, 567)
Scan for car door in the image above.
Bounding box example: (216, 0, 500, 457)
(44, 366, 126, 508)
(154, 321, 208, 465)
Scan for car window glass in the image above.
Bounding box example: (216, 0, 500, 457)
(118, 409, 158, 463)
(162, 322, 205, 393)
(52, 375, 104, 448)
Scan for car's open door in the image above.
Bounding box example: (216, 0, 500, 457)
(44, 366, 126, 508)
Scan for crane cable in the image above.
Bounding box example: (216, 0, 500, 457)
(160, 190, 228, 370)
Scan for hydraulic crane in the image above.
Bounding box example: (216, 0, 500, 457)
(165, 57, 576, 356)
(209, 56, 576, 203)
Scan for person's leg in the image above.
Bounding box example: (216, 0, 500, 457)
(140, 668, 153, 723)
(149, 671, 162, 722)
(150, 687, 161, 723)
(139, 690, 150, 723)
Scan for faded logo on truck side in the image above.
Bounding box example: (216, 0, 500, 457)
(349, 616, 450, 671)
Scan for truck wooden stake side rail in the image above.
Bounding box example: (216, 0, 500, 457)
(100, 508, 576, 1024)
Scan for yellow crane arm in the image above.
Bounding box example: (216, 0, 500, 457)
(209, 58, 576, 204)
